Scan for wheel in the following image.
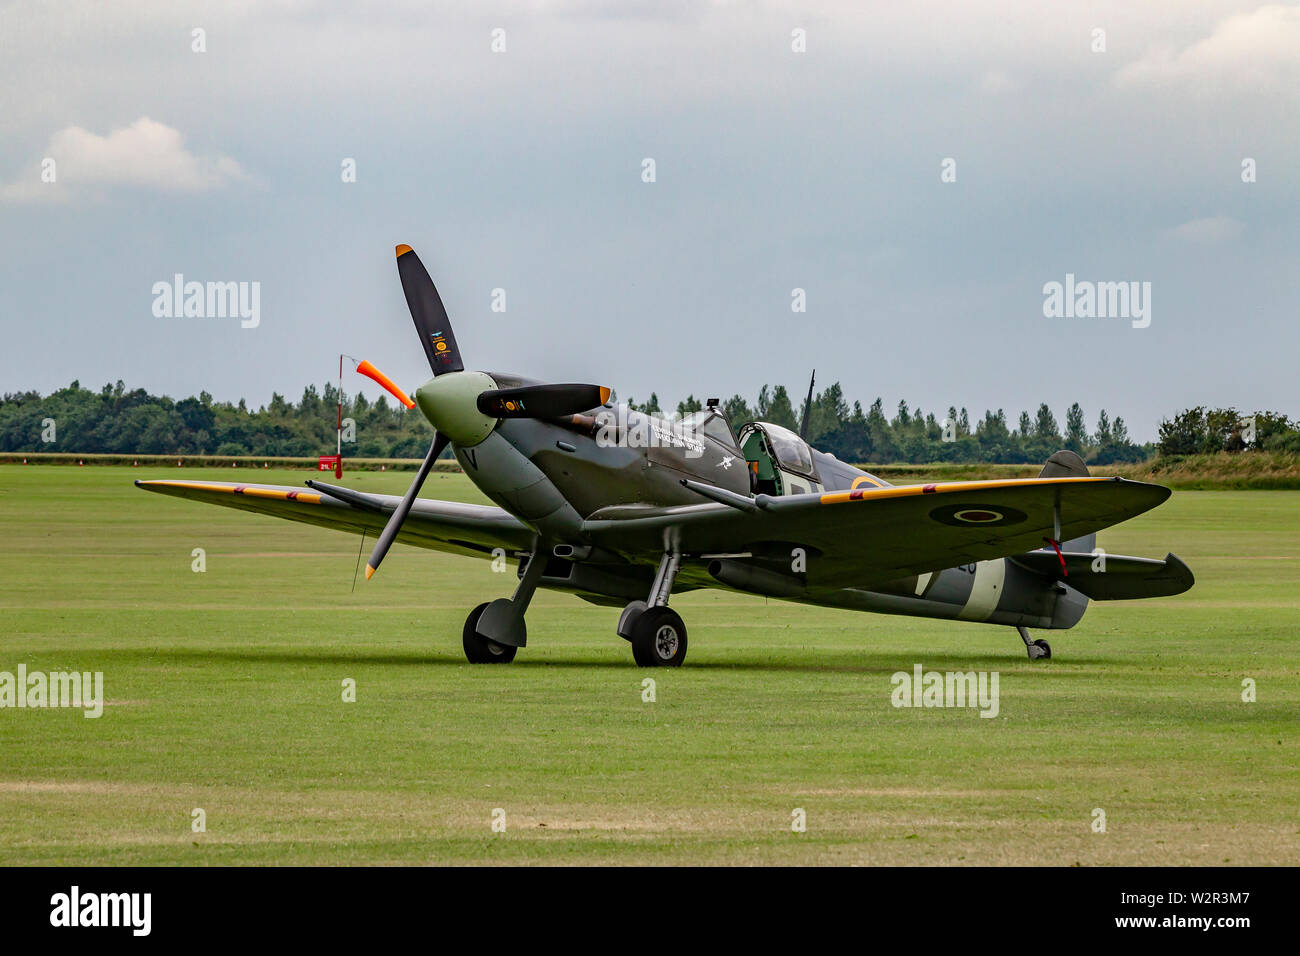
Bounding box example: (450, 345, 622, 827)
(1028, 638, 1051, 660)
(629, 606, 687, 667)
(463, 602, 518, 663)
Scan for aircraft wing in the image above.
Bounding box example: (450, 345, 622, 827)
(135, 479, 536, 558)
(580, 476, 1172, 590)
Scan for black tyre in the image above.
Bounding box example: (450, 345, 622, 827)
(463, 602, 519, 663)
(1033, 638, 1051, 659)
(630, 606, 687, 667)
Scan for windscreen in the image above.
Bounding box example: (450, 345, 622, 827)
(680, 410, 738, 449)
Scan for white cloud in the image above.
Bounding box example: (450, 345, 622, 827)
(0, 117, 252, 203)
(1115, 4, 1300, 93)
(1165, 215, 1245, 243)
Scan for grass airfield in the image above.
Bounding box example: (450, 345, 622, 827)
(0, 464, 1296, 865)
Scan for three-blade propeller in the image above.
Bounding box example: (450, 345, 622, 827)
(362, 243, 612, 580)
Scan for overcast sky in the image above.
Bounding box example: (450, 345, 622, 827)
(1, 0, 1296, 440)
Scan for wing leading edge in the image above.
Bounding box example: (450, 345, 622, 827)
(134, 479, 535, 559)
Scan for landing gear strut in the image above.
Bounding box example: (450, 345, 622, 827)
(1017, 625, 1051, 660)
(623, 549, 687, 666)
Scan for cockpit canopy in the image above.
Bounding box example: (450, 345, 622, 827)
(746, 422, 813, 476)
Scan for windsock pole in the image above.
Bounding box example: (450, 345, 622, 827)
(335, 354, 344, 478)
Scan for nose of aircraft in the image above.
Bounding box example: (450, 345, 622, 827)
(364, 242, 614, 582)
(414, 371, 500, 447)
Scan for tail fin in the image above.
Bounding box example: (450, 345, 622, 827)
(1038, 450, 1095, 552)
(1037, 448, 1089, 479)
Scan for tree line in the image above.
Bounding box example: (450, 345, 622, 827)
(1155, 407, 1300, 455)
(628, 385, 1154, 464)
(0, 380, 437, 459)
(2, 379, 1295, 464)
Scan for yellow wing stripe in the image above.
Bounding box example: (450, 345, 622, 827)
(136, 480, 323, 505)
(820, 475, 1110, 505)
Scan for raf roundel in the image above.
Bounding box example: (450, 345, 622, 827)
(929, 503, 1029, 528)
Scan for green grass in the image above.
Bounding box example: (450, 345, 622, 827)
(0, 464, 1297, 865)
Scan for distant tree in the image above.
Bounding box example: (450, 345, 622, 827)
(1064, 402, 1089, 454)
(864, 398, 894, 462)
(1157, 407, 1206, 456)
(1111, 416, 1130, 446)
(1205, 407, 1244, 452)
(1016, 410, 1033, 438)
(722, 394, 755, 427)
(1034, 404, 1061, 442)
(975, 409, 1015, 462)
(760, 386, 797, 430)
(803, 381, 848, 442)
(1094, 413, 1146, 464)
(1254, 411, 1300, 451)
(1094, 409, 1113, 448)
(675, 394, 703, 418)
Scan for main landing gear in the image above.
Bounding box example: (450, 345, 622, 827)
(1017, 625, 1051, 660)
(462, 549, 547, 664)
(618, 549, 688, 667)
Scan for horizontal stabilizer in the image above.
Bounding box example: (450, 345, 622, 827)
(1009, 549, 1194, 600)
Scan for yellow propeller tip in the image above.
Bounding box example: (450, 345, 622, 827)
(364, 565, 376, 580)
(395, 244, 413, 258)
(599, 386, 612, 404)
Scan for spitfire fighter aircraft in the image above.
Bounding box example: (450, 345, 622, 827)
(138, 245, 1194, 667)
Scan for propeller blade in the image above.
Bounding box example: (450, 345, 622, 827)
(355, 359, 415, 409)
(364, 431, 450, 579)
(477, 384, 611, 419)
(395, 244, 464, 375)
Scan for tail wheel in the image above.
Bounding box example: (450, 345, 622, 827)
(463, 602, 518, 663)
(630, 607, 687, 667)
